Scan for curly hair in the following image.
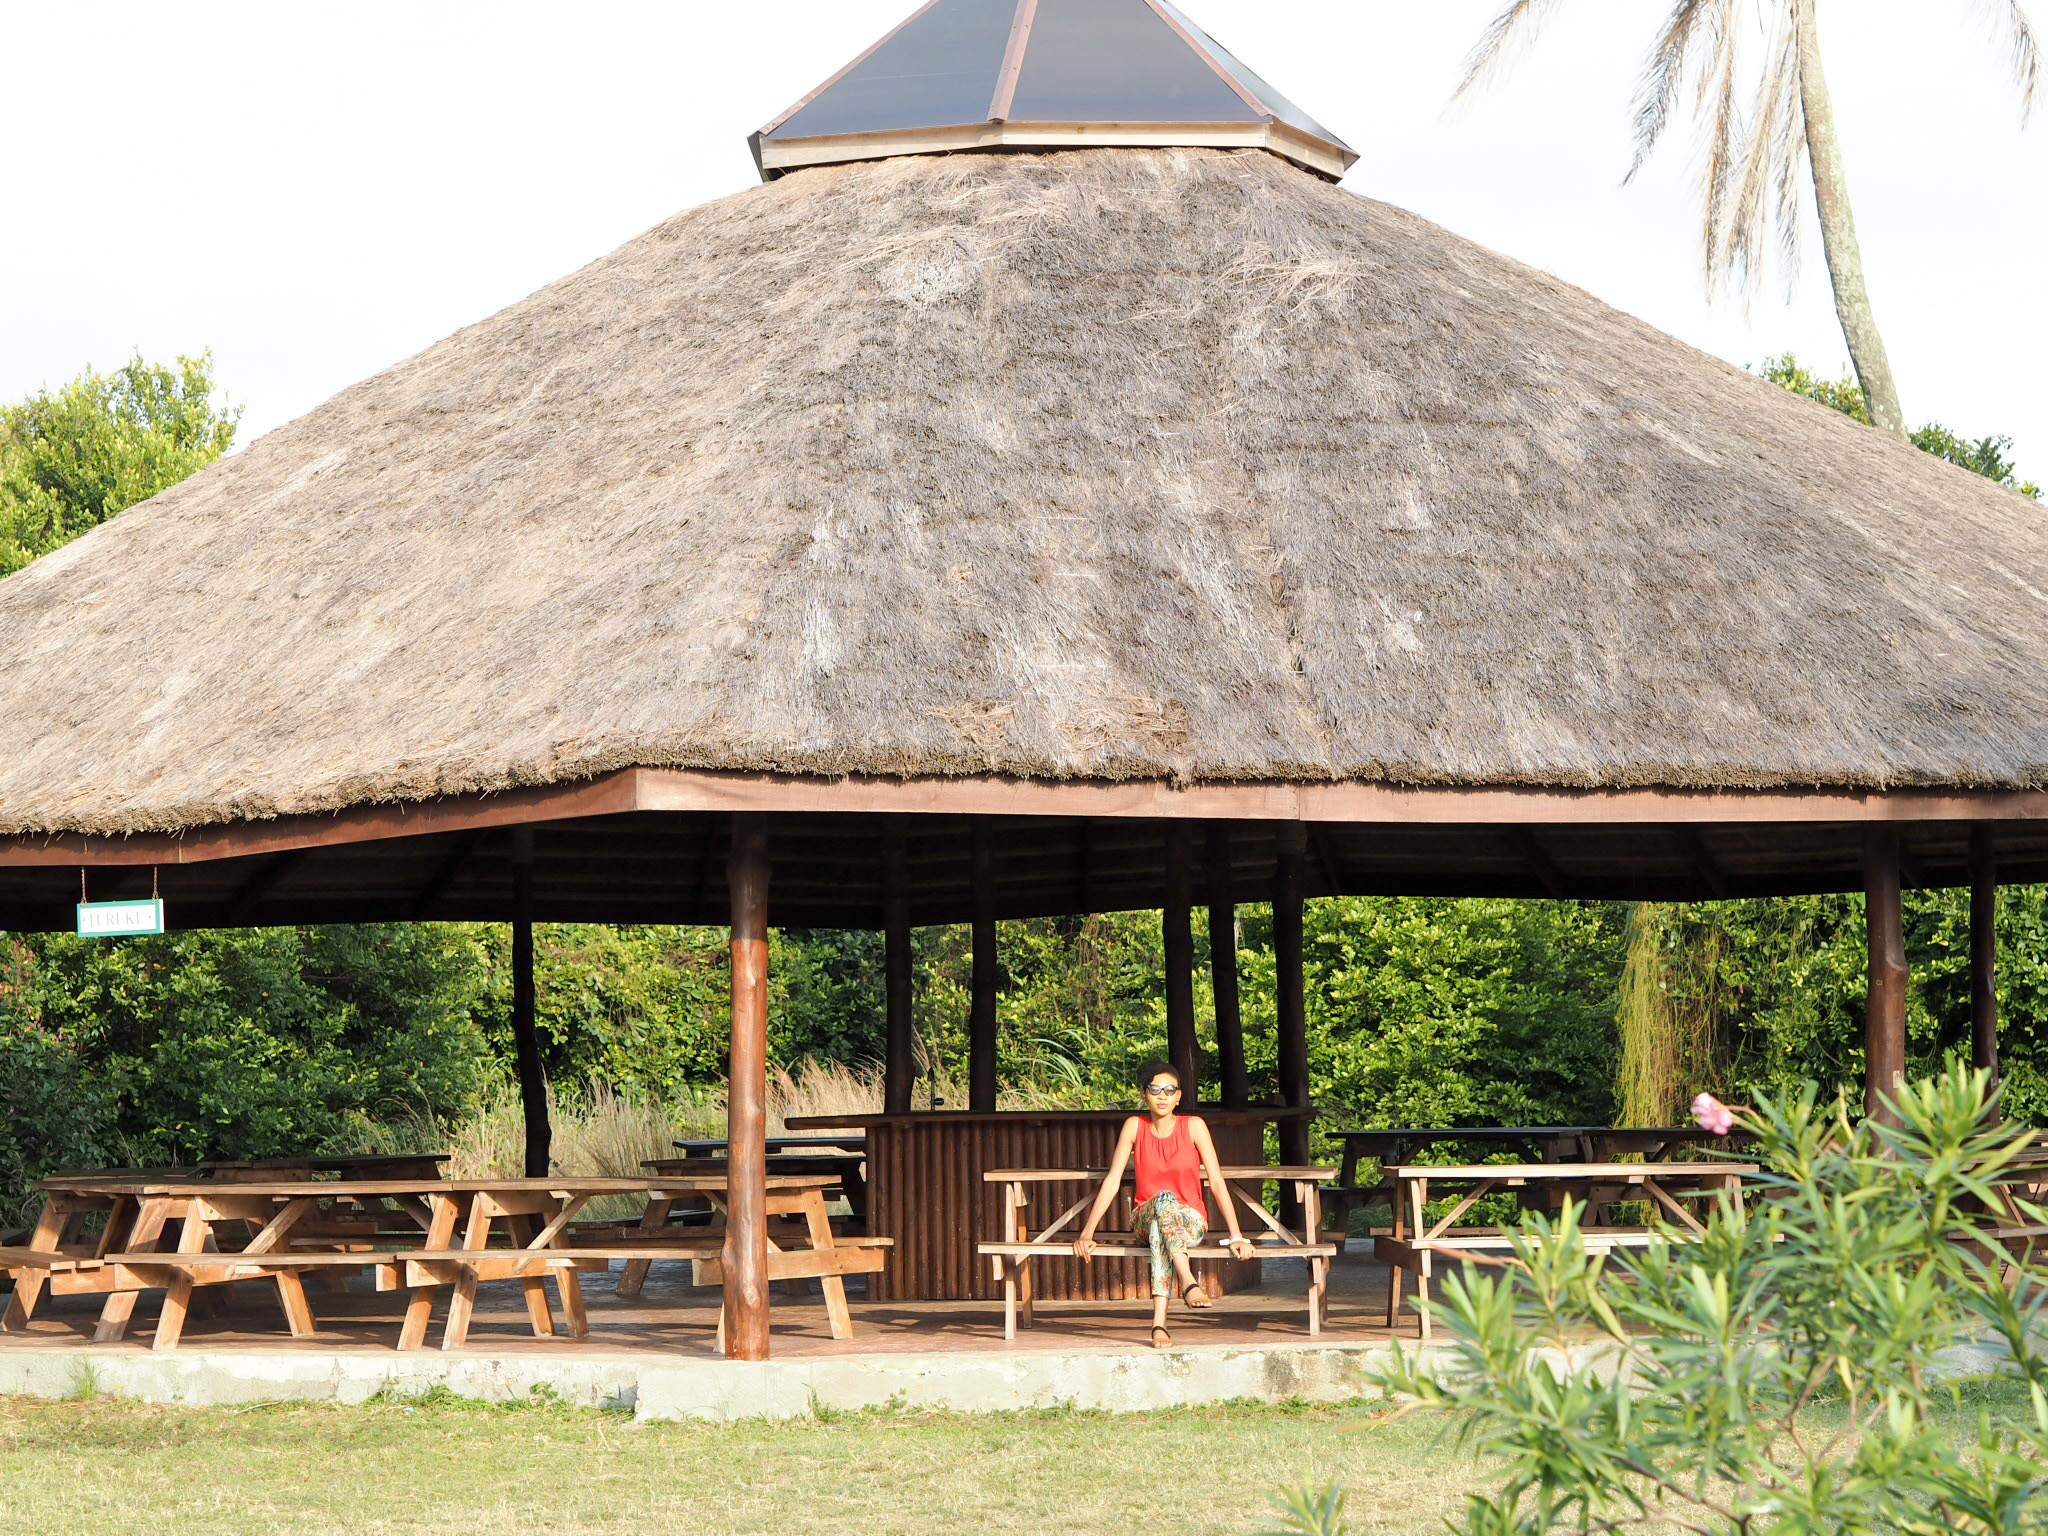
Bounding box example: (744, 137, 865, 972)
(1135, 1059, 1181, 1092)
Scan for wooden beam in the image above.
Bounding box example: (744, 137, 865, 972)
(883, 817, 916, 1116)
(1673, 828, 1728, 900)
(1078, 818, 1096, 915)
(1207, 822, 1248, 1110)
(1164, 824, 1198, 1093)
(509, 831, 550, 1180)
(1971, 824, 1999, 1104)
(1306, 827, 1344, 898)
(1508, 829, 1568, 899)
(224, 849, 308, 925)
(724, 813, 772, 1361)
(14, 769, 2048, 872)
(410, 832, 481, 920)
(970, 819, 999, 1114)
(1272, 824, 1312, 1183)
(987, 0, 1039, 121)
(1864, 826, 1908, 1127)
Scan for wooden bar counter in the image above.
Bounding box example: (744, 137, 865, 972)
(784, 1108, 1305, 1302)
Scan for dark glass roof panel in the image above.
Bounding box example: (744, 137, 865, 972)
(1007, 0, 1261, 124)
(773, 0, 1015, 140)
(1153, 0, 1347, 145)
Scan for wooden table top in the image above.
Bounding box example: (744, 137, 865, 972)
(673, 1137, 865, 1152)
(38, 1173, 840, 1198)
(1384, 1162, 1761, 1180)
(983, 1166, 1335, 1183)
(645, 1155, 862, 1172)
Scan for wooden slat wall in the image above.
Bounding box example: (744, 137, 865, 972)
(866, 1113, 1269, 1302)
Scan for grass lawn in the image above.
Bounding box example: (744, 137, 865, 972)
(0, 1390, 1475, 1536)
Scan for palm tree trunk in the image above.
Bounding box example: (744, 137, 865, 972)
(1794, 0, 1908, 438)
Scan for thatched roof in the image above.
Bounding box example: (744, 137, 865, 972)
(2, 145, 2046, 838)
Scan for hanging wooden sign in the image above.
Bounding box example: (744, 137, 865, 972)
(75, 898, 166, 937)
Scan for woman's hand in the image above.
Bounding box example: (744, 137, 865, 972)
(1073, 1234, 1096, 1263)
(1226, 1234, 1255, 1261)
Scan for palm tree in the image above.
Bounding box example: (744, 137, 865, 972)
(1459, 0, 2039, 439)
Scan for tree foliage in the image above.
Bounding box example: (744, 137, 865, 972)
(0, 925, 493, 1218)
(0, 354, 239, 577)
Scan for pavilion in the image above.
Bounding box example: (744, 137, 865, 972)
(1, 0, 2045, 1359)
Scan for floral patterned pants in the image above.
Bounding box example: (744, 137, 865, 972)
(1133, 1191, 1207, 1297)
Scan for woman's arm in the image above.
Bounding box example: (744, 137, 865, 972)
(1192, 1118, 1256, 1260)
(1074, 1118, 1141, 1262)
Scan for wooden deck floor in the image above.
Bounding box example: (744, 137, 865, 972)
(1, 1251, 1410, 1360)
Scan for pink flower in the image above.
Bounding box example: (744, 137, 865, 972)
(1692, 1092, 1735, 1137)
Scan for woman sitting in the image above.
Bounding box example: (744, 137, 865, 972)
(1072, 1060, 1256, 1349)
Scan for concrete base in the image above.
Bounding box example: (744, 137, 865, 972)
(0, 1338, 1428, 1422)
(1, 1336, 2015, 1422)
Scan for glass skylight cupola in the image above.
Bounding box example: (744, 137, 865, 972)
(751, 0, 1357, 181)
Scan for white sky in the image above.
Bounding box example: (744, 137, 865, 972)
(3, 1, 2043, 474)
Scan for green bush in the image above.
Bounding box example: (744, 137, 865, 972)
(1359, 1066, 2048, 1534)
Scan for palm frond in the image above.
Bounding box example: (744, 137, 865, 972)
(1973, 0, 2042, 120)
(1629, 0, 1728, 177)
(1696, 1, 1745, 289)
(1708, 9, 1806, 299)
(1453, 0, 1568, 102)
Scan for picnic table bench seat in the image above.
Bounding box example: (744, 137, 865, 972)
(0, 1247, 103, 1274)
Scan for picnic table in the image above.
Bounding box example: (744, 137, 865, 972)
(1, 1171, 888, 1352)
(977, 1165, 1339, 1339)
(1322, 1126, 1755, 1241)
(665, 1137, 868, 1223)
(1953, 1142, 2048, 1280)
(1378, 1159, 1759, 1341)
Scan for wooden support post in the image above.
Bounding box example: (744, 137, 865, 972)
(1971, 824, 2000, 1109)
(1863, 826, 1908, 1127)
(724, 814, 773, 1361)
(510, 829, 550, 1179)
(1273, 824, 1312, 1185)
(883, 818, 917, 1117)
(1208, 822, 1248, 1110)
(1164, 824, 1198, 1094)
(970, 818, 999, 1113)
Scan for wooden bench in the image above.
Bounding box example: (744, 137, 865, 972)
(978, 1166, 1338, 1340)
(0, 1246, 103, 1276)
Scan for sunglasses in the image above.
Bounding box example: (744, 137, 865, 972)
(1143, 1082, 1182, 1096)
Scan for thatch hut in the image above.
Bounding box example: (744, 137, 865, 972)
(3, 0, 2045, 1357)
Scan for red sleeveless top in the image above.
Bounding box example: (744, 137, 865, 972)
(1134, 1116, 1207, 1217)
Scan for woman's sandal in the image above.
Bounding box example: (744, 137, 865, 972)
(1150, 1324, 1173, 1350)
(1181, 1282, 1212, 1309)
